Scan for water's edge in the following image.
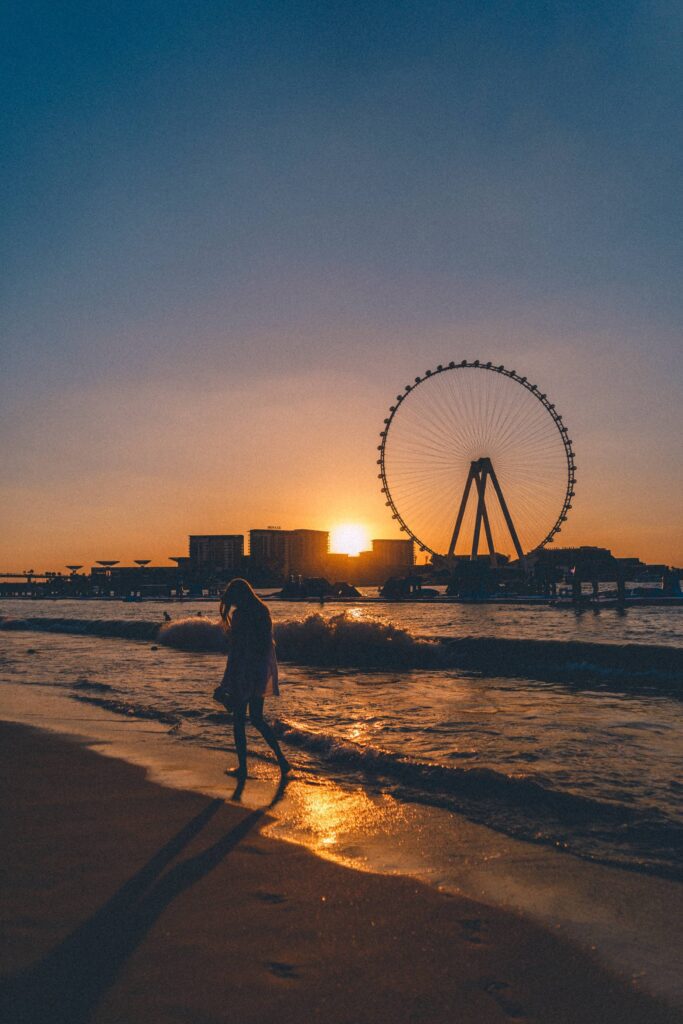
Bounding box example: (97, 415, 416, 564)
(1, 683, 681, 1009)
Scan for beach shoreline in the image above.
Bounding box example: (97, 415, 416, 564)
(2, 676, 682, 1008)
(1, 718, 681, 1023)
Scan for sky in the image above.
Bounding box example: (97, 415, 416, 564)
(1, 0, 682, 570)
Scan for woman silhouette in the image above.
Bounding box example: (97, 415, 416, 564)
(214, 578, 290, 779)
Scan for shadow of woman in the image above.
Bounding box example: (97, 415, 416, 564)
(1, 779, 290, 1024)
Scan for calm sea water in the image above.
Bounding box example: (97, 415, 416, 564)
(1, 597, 681, 879)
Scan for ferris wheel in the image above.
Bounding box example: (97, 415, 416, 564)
(378, 360, 576, 564)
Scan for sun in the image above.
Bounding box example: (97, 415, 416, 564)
(330, 523, 370, 557)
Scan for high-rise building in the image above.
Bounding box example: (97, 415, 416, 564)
(371, 538, 414, 569)
(189, 535, 244, 572)
(249, 529, 291, 573)
(290, 529, 329, 575)
(249, 527, 330, 576)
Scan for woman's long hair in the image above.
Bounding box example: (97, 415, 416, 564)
(219, 578, 270, 633)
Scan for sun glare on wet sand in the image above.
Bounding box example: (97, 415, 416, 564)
(329, 523, 370, 557)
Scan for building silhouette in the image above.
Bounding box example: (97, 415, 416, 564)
(90, 563, 182, 598)
(290, 529, 329, 575)
(189, 535, 244, 573)
(249, 528, 291, 574)
(1, 536, 680, 599)
(250, 528, 329, 576)
(324, 538, 414, 584)
(369, 538, 414, 570)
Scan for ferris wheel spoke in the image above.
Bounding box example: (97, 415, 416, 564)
(392, 414, 469, 460)
(493, 405, 542, 454)
(443, 372, 482, 454)
(487, 378, 517, 442)
(414, 397, 479, 458)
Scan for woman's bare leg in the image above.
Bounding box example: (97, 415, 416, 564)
(249, 698, 291, 773)
(232, 703, 248, 776)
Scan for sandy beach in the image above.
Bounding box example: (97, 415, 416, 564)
(1, 721, 679, 1024)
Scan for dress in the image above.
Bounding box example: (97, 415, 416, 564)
(221, 607, 279, 705)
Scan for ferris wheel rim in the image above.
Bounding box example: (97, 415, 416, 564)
(377, 360, 577, 558)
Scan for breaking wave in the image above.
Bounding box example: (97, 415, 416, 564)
(157, 618, 227, 652)
(271, 717, 632, 816)
(0, 616, 159, 642)
(438, 635, 683, 694)
(2, 613, 681, 695)
(271, 717, 683, 879)
(274, 613, 435, 668)
(159, 613, 435, 667)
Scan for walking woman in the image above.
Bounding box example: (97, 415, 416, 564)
(214, 578, 290, 779)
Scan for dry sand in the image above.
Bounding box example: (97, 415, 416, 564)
(0, 721, 679, 1024)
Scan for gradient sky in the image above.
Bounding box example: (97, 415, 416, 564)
(2, 0, 681, 570)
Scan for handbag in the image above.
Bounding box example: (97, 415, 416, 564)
(213, 684, 234, 712)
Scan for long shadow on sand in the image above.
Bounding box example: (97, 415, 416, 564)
(1, 780, 288, 1024)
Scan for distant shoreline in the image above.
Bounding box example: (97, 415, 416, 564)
(2, 594, 682, 608)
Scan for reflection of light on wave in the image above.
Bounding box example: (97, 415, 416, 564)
(275, 780, 404, 859)
(348, 723, 370, 743)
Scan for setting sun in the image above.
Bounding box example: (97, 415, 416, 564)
(329, 523, 370, 557)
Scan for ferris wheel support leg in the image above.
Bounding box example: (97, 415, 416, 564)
(446, 462, 478, 562)
(470, 462, 489, 560)
(486, 459, 526, 568)
(480, 492, 498, 568)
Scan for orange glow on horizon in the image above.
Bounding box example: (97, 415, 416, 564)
(330, 523, 371, 557)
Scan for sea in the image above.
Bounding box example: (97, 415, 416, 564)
(1, 595, 681, 882)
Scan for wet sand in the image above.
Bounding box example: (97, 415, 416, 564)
(1, 721, 679, 1024)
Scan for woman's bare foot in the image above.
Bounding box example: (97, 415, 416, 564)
(225, 765, 248, 779)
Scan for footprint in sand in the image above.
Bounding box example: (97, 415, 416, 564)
(480, 978, 526, 1019)
(254, 891, 288, 904)
(241, 844, 269, 856)
(266, 961, 299, 979)
(459, 917, 485, 944)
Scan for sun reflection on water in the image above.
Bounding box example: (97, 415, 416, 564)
(266, 777, 406, 865)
